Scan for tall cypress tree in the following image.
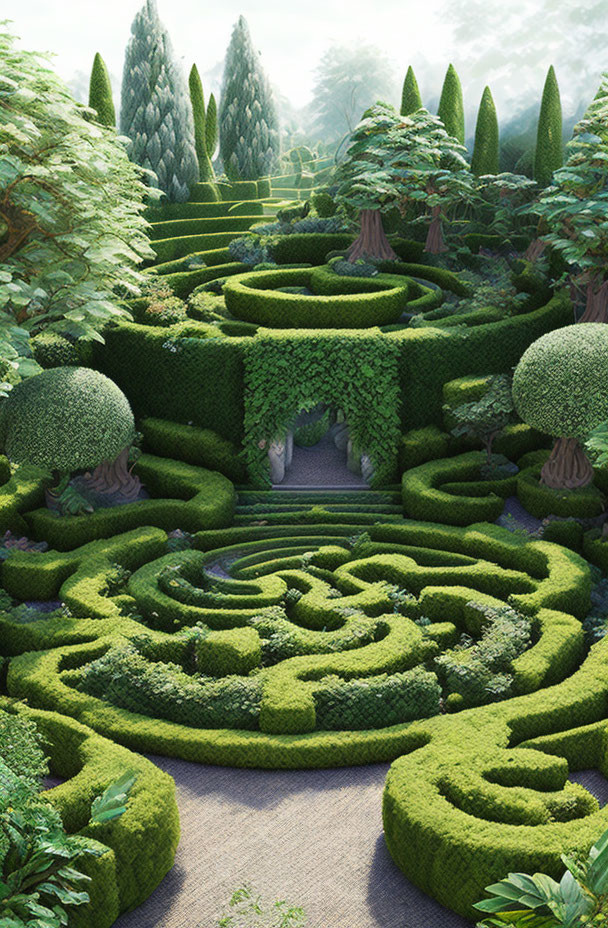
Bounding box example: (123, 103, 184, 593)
(400, 65, 422, 116)
(535, 65, 563, 187)
(188, 64, 215, 181)
(206, 93, 218, 161)
(471, 86, 499, 175)
(219, 16, 280, 180)
(437, 63, 465, 143)
(120, 0, 198, 202)
(88, 52, 115, 128)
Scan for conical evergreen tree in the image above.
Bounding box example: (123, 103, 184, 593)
(400, 65, 422, 116)
(437, 63, 465, 143)
(219, 16, 280, 180)
(471, 86, 499, 175)
(535, 65, 563, 187)
(206, 93, 218, 161)
(120, 0, 198, 202)
(189, 64, 215, 181)
(88, 52, 115, 127)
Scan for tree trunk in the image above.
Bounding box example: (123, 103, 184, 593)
(80, 446, 142, 502)
(346, 209, 398, 262)
(424, 205, 448, 254)
(540, 437, 594, 489)
(578, 279, 608, 323)
(524, 239, 546, 262)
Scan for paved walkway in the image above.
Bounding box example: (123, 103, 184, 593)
(277, 433, 368, 489)
(114, 756, 471, 928)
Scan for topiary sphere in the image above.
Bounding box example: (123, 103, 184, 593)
(512, 324, 608, 440)
(0, 367, 135, 472)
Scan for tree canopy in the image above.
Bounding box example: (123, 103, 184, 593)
(0, 28, 153, 382)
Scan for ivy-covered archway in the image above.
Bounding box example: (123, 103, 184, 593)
(242, 331, 401, 487)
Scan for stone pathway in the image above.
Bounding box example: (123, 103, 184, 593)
(277, 433, 368, 489)
(114, 755, 471, 928)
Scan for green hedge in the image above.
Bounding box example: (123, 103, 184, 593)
(0, 699, 178, 925)
(223, 267, 410, 328)
(140, 417, 245, 482)
(148, 215, 260, 241)
(272, 233, 355, 265)
(517, 468, 606, 518)
(24, 456, 235, 550)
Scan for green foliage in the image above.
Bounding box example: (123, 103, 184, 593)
(140, 418, 245, 482)
(217, 885, 306, 928)
(120, 0, 198, 201)
(206, 93, 218, 161)
(293, 410, 331, 447)
(90, 772, 137, 825)
(0, 28, 153, 370)
(189, 64, 215, 182)
(437, 63, 465, 144)
(475, 824, 608, 927)
(586, 420, 608, 467)
(472, 86, 499, 176)
(0, 713, 47, 790)
(219, 16, 280, 180)
(29, 333, 79, 370)
(0, 367, 135, 473)
(448, 374, 515, 463)
(535, 66, 563, 187)
(512, 324, 608, 441)
(88, 52, 115, 128)
(242, 331, 402, 486)
(532, 72, 608, 287)
(401, 65, 423, 116)
(314, 667, 441, 729)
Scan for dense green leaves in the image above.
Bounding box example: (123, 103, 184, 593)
(0, 28, 154, 371)
(534, 66, 563, 188)
(88, 53, 115, 128)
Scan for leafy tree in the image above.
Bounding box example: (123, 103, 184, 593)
(437, 64, 465, 144)
(310, 43, 397, 143)
(219, 16, 280, 180)
(88, 52, 115, 127)
(120, 0, 198, 201)
(334, 103, 473, 261)
(531, 72, 608, 321)
(475, 824, 608, 927)
(448, 375, 515, 467)
(471, 86, 499, 176)
(206, 92, 218, 161)
(400, 66, 422, 116)
(189, 64, 215, 182)
(512, 324, 608, 489)
(535, 65, 563, 187)
(0, 28, 153, 379)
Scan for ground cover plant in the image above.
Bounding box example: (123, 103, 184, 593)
(7, 17, 608, 928)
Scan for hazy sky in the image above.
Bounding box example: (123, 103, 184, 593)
(5, 0, 606, 125)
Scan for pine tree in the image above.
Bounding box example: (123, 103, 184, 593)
(471, 86, 499, 175)
(206, 92, 218, 161)
(437, 63, 465, 143)
(535, 65, 563, 187)
(120, 0, 198, 202)
(189, 64, 215, 181)
(400, 65, 422, 116)
(88, 52, 115, 128)
(219, 16, 280, 180)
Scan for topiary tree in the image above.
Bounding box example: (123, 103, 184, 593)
(334, 102, 473, 261)
(0, 28, 153, 380)
(0, 367, 140, 502)
(188, 64, 215, 182)
(206, 92, 218, 162)
(534, 65, 563, 187)
(400, 65, 422, 116)
(219, 16, 280, 180)
(449, 375, 515, 468)
(437, 64, 465, 144)
(471, 86, 499, 176)
(120, 0, 198, 202)
(512, 324, 608, 488)
(530, 72, 608, 322)
(88, 52, 115, 128)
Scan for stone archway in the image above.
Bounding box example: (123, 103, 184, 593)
(267, 405, 374, 487)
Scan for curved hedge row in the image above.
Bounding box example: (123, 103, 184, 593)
(222, 266, 411, 328)
(0, 699, 178, 927)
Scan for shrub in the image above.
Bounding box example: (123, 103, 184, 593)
(30, 332, 80, 368)
(0, 368, 135, 472)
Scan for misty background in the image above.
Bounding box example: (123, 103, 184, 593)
(6, 0, 608, 160)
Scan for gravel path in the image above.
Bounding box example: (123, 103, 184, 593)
(277, 433, 368, 488)
(114, 755, 471, 928)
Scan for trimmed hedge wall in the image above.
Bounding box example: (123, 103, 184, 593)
(140, 417, 246, 482)
(0, 699, 178, 926)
